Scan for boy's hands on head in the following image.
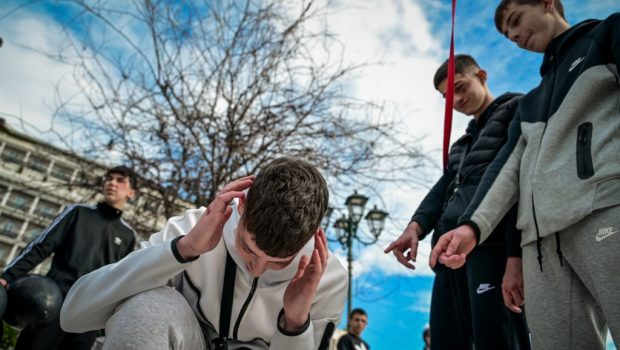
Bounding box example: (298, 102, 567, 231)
(177, 176, 254, 260)
(384, 221, 423, 270)
(429, 224, 477, 269)
(282, 228, 328, 332)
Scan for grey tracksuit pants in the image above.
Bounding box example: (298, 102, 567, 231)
(103, 287, 206, 350)
(522, 205, 620, 350)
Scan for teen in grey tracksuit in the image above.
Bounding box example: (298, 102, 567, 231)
(459, 14, 620, 348)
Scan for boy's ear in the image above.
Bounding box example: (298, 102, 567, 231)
(476, 69, 488, 84)
(542, 0, 555, 13)
(237, 195, 245, 216)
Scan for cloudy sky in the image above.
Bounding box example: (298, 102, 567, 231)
(0, 1, 618, 349)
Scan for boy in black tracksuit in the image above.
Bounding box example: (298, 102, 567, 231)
(1, 166, 137, 350)
(385, 55, 530, 349)
(337, 308, 370, 350)
(430, 2, 620, 348)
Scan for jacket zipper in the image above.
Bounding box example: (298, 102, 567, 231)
(530, 58, 558, 239)
(233, 277, 258, 339)
(530, 120, 551, 264)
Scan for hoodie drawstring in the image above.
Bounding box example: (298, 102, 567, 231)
(535, 232, 565, 272)
(536, 236, 543, 272)
(532, 195, 544, 272)
(555, 232, 564, 266)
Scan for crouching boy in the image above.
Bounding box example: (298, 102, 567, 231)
(60, 158, 347, 350)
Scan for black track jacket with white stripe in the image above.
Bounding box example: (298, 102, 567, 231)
(2, 202, 136, 295)
(459, 14, 620, 247)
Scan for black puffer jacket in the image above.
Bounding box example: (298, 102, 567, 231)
(411, 92, 522, 255)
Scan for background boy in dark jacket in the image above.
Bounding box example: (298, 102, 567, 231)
(337, 308, 370, 350)
(385, 54, 530, 349)
(431, 1, 620, 348)
(1, 166, 137, 350)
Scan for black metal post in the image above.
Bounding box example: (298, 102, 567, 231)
(346, 216, 353, 332)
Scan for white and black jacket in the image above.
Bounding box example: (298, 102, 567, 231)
(60, 201, 348, 350)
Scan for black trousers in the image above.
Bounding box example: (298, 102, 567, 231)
(430, 244, 531, 350)
(15, 317, 97, 350)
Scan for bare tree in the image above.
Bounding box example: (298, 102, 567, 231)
(9, 0, 427, 218)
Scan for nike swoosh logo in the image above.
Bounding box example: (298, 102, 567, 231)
(596, 230, 619, 242)
(569, 57, 585, 72)
(476, 286, 495, 294)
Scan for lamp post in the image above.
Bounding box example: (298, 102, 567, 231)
(321, 191, 388, 331)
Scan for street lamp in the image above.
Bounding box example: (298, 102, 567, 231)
(322, 191, 388, 331)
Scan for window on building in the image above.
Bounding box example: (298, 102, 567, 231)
(34, 199, 61, 220)
(23, 222, 45, 242)
(50, 163, 75, 182)
(0, 243, 12, 265)
(26, 155, 50, 174)
(0, 215, 24, 238)
(6, 191, 34, 212)
(0, 145, 26, 165)
(74, 169, 100, 187)
(0, 185, 7, 204)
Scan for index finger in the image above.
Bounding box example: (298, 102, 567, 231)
(384, 241, 399, 254)
(210, 191, 246, 213)
(221, 176, 255, 192)
(429, 233, 451, 268)
(315, 229, 328, 268)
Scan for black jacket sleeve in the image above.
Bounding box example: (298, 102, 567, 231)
(410, 170, 456, 240)
(458, 111, 524, 242)
(1, 206, 78, 283)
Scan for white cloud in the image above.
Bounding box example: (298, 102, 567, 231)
(403, 289, 432, 313)
(321, 0, 445, 137)
(0, 3, 128, 154)
(333, 237, 434, 278)
(320, 0, 465, 280)
(0, 12, 77, 133)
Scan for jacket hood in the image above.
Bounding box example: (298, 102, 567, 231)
(541, 19, 599, 76)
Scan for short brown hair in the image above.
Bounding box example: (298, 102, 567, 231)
(350, 308, 367, 319)
(244, 157, 329, 257)
(494, 0, 565, 33)
(433, 54, 480, 90)
(105, 165, 138, 190)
